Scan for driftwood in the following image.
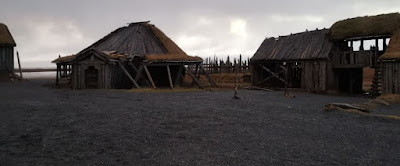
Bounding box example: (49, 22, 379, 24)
(325, 103, 370, 113)
(244, 86, 273, 92)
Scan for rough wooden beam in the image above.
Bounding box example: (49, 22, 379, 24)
(117, 61, 140, 88)
(259, 64, 287, 84)
(257, 69, 286, 85)
(129, 62, 151, 87)
(166, 65, 174, 90)
(185, 67, 204, 89)
(143, 64, 157, 89)
(174, 65, 184, 87)
(200, 65, 218, 88)
(56, 64, 60, 86)
(17, 52, 23, 79)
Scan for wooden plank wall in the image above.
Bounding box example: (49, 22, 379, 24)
(301, 60, 327, 91)
(0, 47, 14, 72)
(382, 61, 400, 94)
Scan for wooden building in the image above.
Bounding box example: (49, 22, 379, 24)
(53, 21, 216, 89)
(251, 13, 400, 94)
(379, 32, 400, 94)
(0, 23, 16, 81)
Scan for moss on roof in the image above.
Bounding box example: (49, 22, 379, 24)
(329, 13, 400, 41)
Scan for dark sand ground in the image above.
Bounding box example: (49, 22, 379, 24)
(1, 80, 399, 165)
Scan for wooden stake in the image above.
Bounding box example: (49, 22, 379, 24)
(233, 64, 240, 99)
(17, 52, 23, 79)
(166, 65, 174, 90)
(143, 64, 157, 89)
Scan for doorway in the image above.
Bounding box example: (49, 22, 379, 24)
(85, 66, 98, 89)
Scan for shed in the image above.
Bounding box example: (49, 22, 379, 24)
(0, 23, 16, 81)
(53, 21, 216, 89)
(379, 32, 400, 94)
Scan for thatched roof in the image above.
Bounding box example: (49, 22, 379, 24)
(252, 29, 333, 61)
(329, 13, 400, 41)
(380, 31, 400, 60)
(78, 21, 201, 62)
(0, 23, 16, 46)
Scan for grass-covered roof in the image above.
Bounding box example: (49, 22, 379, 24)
(329, 13, 400, 41)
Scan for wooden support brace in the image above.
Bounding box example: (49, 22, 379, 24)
(166, 65, 174, 90)
(174, 65, 184, 87)
(143, 64, 157, 89)
(257, 69, 286, 85)
(185, 67, 204, 89)
(259, 64, 288, 84)
(117, 61, 140, 88)
(129, 62, 151, 87)
(56, 64, 60, 86)
(200, 65, 218, 88)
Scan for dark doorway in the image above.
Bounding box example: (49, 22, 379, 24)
(85, 66, 98, 89)
(336, 68, 363, 94)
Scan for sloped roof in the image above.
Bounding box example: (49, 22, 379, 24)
(52, 50, 128, 63)
(329, 13, 400, 41)
(252, 29, 333, 61)
(0, 23, 16, 46)
(78, 21, 200, 62)
(380, 31, 400, 60)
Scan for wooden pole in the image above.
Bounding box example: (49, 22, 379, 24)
(143, 64, 157, 89)
(200, 65, 218, 88)
(166, 65, 173, 90)
(174, 65, 184, 87)
(233, 64, 240, 99)
(117, 61, 140, 88)
(185, 67, 204, 89)
(17, 52, 23, 79)
(56, 64, 60, 86)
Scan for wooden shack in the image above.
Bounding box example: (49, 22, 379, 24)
(379, 32, 400, 94)
(252, 13, 400, 94)
(53, 21, 216, 89)
(0, 23, 16, 81)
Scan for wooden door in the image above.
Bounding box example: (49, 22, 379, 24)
(85, 66, 98, 89)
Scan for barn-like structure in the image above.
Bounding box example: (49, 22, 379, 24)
(251, 13, 400, 94)
(53, 21, 216, 89)
(379, 32, 400, 94)
(0, 23, 16, 81)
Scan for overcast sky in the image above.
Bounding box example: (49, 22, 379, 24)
(1, 0, 399, 67)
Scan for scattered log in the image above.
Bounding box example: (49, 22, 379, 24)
(324, 103, 370, 113)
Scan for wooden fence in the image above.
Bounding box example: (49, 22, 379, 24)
(190, 55, 250, 74)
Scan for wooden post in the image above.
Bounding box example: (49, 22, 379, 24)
(185, 67, 204, 89)
(16, 52, 23, 79)
(117, 61, 140, 88)
(233, 64, 240, 99)
(383, 38, 387, 52)
(192, 64, 199, 85)
(200, 65, 218, 88)
(143, 64, 156, 89)
(56, 64, 60, 86)
(174, 65, 184, 87)
(166, 65, 173, 90)
(360, 39, 364, 51)
(350, 41, 354, 51)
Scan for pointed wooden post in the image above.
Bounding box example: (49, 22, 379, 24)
(143, 64, 156, 89)
(166, 65, 173, 90)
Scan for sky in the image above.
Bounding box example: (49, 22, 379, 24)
(1, 0, 400, 68)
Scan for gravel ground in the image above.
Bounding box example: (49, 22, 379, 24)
(0, 80, 399, 165)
